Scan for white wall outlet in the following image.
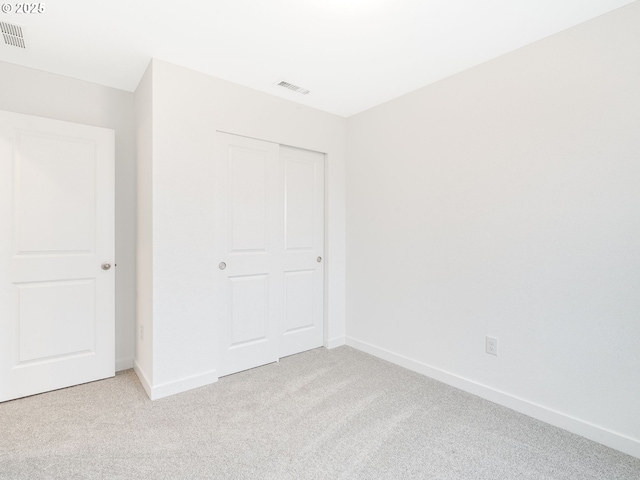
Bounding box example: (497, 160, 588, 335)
(140, 325, 144, 341)
(486, 336, 498, 356)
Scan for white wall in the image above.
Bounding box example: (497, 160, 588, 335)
(134, 62, 154, 389)
(138, 60, 346, 397)
(346, 2, 640, 458)
(0, 61, 137, 371)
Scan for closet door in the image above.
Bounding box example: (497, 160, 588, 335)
(214, 133, 325, 377)
(214, 133, 283, 377)
(280, 146, 324, 358)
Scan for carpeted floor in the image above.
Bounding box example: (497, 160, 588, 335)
(0, 346, 638, 479)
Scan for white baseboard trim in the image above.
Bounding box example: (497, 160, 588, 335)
(115, 357, 134, 372)
(148, 369, 218, 401)
(346, 336, 640, 460)
(326, 336, 346, 349)
(133, 361, 218, 401)
(133, 360, 152, 399)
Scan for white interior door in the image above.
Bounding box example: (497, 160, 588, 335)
(0, 110, 115, 402)
(215, 133, 325, 377)
(280, 146, 324, 358)
(214, 133, 282, 377)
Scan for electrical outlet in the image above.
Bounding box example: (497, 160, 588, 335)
(140, 325, 144, 341)
(486, 336, 498, 356)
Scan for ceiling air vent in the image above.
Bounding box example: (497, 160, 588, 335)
(1, 21, 25, 48)
(276, 81, 310, 95)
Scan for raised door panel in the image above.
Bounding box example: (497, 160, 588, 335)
(229, 274, 268, 346)
(15, 132, 96, 254)
(229, 147, 268, 253)
(17, 279, 95, 364)
(285, 159, 315, 251)
(284, 270, 314, 333)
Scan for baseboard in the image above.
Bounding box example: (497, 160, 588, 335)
(326, 336, 346, 349)
(133, 360, 152, 399)
(133, 361, 218, 401)
(346, 337, 640, 460)
(115, 357, 134, 372)
(148, 369, 218, 400)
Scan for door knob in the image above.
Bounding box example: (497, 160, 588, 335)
(101, 262, 112, 271)
(317, 256, 322, 263)
(219, 262, 226, 270)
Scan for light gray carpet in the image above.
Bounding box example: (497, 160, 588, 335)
(1, 346, 638, 479)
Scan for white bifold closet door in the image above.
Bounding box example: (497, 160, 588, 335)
(0, 110, 115, 402)
(214, 132, 324, 377)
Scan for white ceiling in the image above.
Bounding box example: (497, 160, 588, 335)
(0, 0, 635, 117)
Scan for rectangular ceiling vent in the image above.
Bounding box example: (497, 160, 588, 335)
(1, 21, 25, 48)
(277, 81, 310, 95)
